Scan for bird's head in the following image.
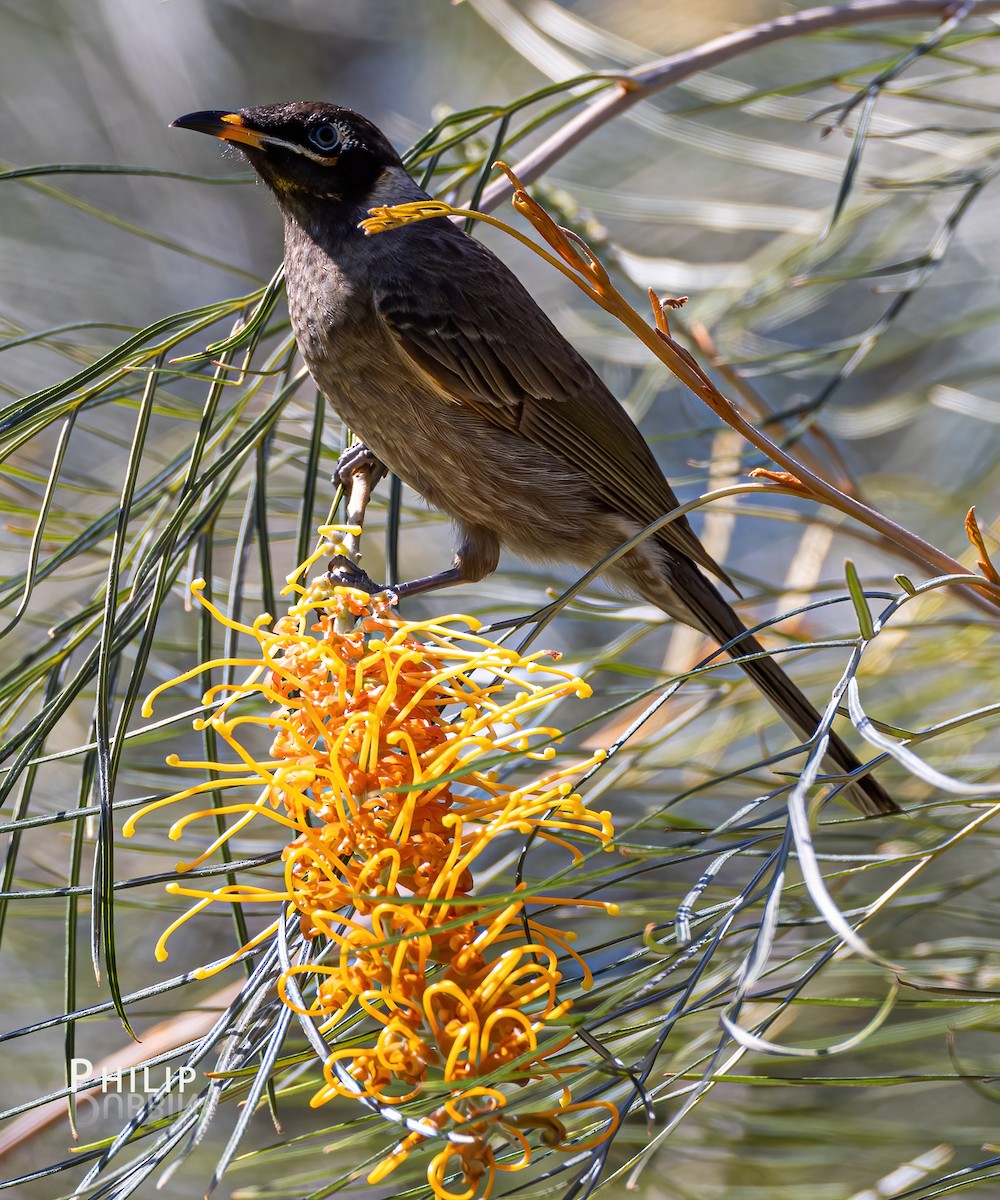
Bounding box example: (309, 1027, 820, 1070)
(171, 102, 404, 208)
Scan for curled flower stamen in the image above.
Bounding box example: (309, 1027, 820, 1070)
(131, 561, 618, 1198)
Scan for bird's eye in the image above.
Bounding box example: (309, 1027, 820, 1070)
(308, 123, 341, 153)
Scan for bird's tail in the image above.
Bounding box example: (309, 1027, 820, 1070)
(643, 564, 898, 816)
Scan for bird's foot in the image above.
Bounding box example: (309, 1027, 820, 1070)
(327, 554, 392, 599)
(334, 442, 387, 489)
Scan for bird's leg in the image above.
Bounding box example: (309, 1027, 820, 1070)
(329, 524, 499, 600)
(393, 524, 500, 598)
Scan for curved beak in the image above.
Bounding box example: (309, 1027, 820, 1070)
(171, 110, 269, 150)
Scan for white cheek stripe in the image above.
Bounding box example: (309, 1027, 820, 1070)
(257, 134, 340, 165)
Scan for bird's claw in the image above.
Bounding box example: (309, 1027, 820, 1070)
(334, 442, 387, 488)
(326, 554, 397, 602)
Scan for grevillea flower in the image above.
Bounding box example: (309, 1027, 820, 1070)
(127, 535, 619, 1197)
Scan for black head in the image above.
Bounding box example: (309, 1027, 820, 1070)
(171, 102, 404, 208)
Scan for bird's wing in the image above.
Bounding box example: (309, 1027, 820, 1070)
(373, 222, 733, 587)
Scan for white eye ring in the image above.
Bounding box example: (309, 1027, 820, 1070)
(309, 123, 340, 153)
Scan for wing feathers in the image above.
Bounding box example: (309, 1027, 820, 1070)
(373, 222, 733, 588)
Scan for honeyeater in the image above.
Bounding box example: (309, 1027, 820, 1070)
(173, 102, 896, 816)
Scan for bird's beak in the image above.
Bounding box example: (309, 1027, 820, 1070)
(170, 110, 270, 150)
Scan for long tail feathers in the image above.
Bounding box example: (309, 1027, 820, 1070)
(647, 564, 898, 816)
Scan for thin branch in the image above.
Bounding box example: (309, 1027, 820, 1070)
(479, 0, 1000, 212)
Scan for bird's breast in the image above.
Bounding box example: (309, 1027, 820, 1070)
(284, 231, 436, 472)
(282, 223, 614, 567)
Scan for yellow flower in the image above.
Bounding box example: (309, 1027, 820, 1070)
(128, 545, 618, 1197)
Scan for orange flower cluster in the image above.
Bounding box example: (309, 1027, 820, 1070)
(128, 557, 618, 1198)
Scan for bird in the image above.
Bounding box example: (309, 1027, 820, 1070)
(172, 101, 897, 816)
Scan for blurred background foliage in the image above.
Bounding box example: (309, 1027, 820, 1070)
(2, 1, 1000, 1197)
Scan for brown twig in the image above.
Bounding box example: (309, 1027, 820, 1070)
(478, 0, 1000, 213)
(687, 320, 861, 502)
(332, 455, 378, 633)
(341, 457, 375, 564)
(966, 507, 1000, 586)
